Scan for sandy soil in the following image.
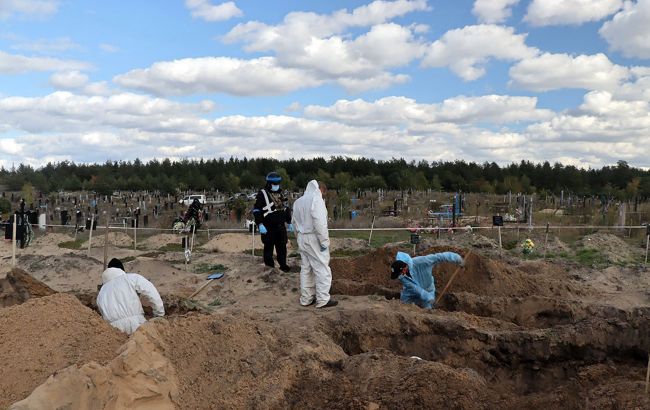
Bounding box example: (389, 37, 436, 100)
(1, 229, 649, 409)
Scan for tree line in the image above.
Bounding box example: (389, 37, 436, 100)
(1, 157, 649, 199)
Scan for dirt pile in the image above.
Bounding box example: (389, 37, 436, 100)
(329, 237, 368, 251)
(202, 233, 260, 253)
(0, 268, 56, 307)
(140, 233, 181, 249)
(11, 324, 177, 410)
(17, 253, 102, 293)
(331, 246, 578, 299)
(82, 231, 133, 248)
(576, 233, 640, 263)
(330, 246, 400, 297)
(0, 293, 127, 408)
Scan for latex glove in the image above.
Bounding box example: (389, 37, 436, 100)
(320, 245, 328, 252)
(287, 224, 294, 233)
(258, 224, 267, 234)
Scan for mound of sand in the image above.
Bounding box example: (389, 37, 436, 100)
(202, 233, 296, 253)
(30, 233, 74, 247)
(329, 237, 368, 251)
(82, 231, 133, 248)
(0, 293, 127, 407)
(576, 233, 639, 263)
(11, 324, 177, 410)
(469, 234, 499, 249)
(140, 233, 181, 249)
(0, 268, 56, 308)
(18, 253, 103, 293)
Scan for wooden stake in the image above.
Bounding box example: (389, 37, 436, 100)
(498, 226, 502, 249)
(103, 212, 109, 270)
(133, 222, 137, 251)
(87, 213, 94, 257)
(645, 234, 649, 267)
(251, 225, 255, 256)
(368, 215, 376, 246)
(646, 353, 650, 394)
(11, 214, 17, 267)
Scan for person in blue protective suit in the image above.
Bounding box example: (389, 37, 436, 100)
(390, 251, 464, 309)
(253, 172, 293, 272)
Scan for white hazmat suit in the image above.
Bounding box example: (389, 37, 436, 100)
(97, 267, 165, 334)
(292, 180, 332, 307)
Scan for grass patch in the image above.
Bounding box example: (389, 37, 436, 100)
(574, 249, 608, 267)
(194, 263, 228, 274)
(330, 230, 410, 248)
(140, 251, 164, 258)
(158, 243, 184, 252)
(58, 239, 84, 250)
(331, 248, 368, 258)
(242, 248, 264, 256)
(121, 255, 137, 263)
(208, 298, 221, 307)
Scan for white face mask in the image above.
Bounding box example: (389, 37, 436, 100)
(271, 184, 280, 192)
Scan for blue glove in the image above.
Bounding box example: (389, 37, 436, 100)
(287, 224, 294, 233)
(258, 224, 267, 234)
(320, 245, 327, 252)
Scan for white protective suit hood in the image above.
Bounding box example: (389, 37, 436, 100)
(305, 179, 321, 197)
(102, 267, 125, 284)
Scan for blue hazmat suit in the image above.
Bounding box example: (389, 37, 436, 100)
(396, 251, 463, 309)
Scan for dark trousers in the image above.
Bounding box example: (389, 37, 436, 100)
(261, 226, 287, 268)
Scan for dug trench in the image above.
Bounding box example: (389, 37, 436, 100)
(324, 246, 650, 408)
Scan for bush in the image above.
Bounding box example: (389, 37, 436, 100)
(0, 198, 11, 214)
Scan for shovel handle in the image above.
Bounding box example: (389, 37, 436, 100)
(434, 252, 470, 307)
(189, 279, 214, 299)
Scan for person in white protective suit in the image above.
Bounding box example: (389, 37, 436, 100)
(96, 258, 165, 334)
(291, 180, 338, 308)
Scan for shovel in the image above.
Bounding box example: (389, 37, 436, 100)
(188, 272, 224, 299)
(433, 251, 470, 307)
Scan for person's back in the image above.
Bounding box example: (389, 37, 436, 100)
(97, 263, 165, 334)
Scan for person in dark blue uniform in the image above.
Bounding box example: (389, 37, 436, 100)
(253, 172, 293, 272)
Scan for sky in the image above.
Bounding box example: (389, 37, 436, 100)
(0, 0, 649, 170)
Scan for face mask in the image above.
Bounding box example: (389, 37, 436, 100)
(271, 184, 280, 192)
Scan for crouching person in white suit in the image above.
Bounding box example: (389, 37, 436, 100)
(97, 258, 165, 334)
(292, 180, 338, 308)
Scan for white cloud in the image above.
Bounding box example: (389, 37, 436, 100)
(114, 56, 323, 96)
(48, 71, 114, 96)
(224, 0, 428, 47)
(49, 70, 89, 89)
(305, 95, 553, 126)
(99, 43, 119, 53)
(0, 0, 59, 20)
(185, 0, 242, 22)
(422, 25, 537, 81)
(0, 138, 24, 155)
(472, 0, 519, 24)
(0, 91, 215, 134)
(600, 0, 650, 59)
(217, 1, 428, 92)
(525, 0, 623, 26)
(8, 36, 78, 54)
(0, 50, 90, 74)
(509, 52, 629, 92)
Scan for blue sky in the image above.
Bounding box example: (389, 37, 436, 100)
(0, 0, 649, 169)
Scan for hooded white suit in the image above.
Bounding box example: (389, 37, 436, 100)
(291, 180, 332, 307)
(96, 267, 165, 334)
